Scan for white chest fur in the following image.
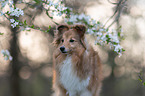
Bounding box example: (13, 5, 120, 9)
(59, 56, 90, 95)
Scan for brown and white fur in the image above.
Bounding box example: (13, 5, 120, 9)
(52, 24, 103, 96)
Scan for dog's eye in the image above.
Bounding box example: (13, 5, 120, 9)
(61, 39, 64, 43)
(70, 39, 74, 42)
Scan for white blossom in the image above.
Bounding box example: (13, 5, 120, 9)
(1, 50, 5, 54)
(101, 34, 107, 41)
(91, 20, 96, 25)
(65, 14, 90, 24)
(78, 13, 85, 20)
(9, 7, 24, 17)
(0, 11, 4, 16)
(84, 15, 91, 24)
(87, 29, 94, 34)
(68, 15, 77, 22)
(10, 19, 15, 23)
(109, 33, 119, 43)
(14, 21, 18, 25)
(10, 21, 19, 28)
(96, 32, 103, 36)
(10, 1, 13, 4)
(1, 0, 8, 7)
(99, 29, 104, 32)
(58, 6, 67, 11)
(114, 44, 122, 53)
(11, 24, 15, 28)
(1, 49, 13, 61)
(96, 37, 101, 41)
(45, 0, 70, 16)
(9, 56, 13, 60)
(11, 21, 18, 28)
(108, 42, 113, 49)
(48, 1, 54, 6)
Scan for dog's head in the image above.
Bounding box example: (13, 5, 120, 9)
(53, 24, 86, 54)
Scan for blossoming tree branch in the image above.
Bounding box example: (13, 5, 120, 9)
(0, 0, 125, 61)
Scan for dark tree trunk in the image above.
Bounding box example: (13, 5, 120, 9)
(9, 27, 21, 96)
(9, 1, 21, 96)
(102, 51, 117, 96)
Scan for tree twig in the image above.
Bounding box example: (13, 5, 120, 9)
(104, 0, 127, 28)
(21, 1, 59, 26)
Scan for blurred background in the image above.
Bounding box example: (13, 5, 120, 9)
(0, 0, 145, 96)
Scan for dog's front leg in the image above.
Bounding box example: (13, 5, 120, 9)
(67, 91, 77, 96)
(53, 84, 68, 96)
(80, 89, 92, 96)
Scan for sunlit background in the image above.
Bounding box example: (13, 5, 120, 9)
(0, 0, 145, 96)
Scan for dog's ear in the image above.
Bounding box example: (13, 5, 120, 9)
(57, 24, 69, 34)
(73, 25, 86, 38)
(53, 25, 69, 46)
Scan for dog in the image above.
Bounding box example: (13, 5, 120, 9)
(52, 24, 103, 96)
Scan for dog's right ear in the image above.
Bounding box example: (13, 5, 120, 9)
(57, 24, 69, 34)
(73, 25, 86, 38)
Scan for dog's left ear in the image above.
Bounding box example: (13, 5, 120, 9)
(73, 25, 86, 38)
(53, 25, 69, 46)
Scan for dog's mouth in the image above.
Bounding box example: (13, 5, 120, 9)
(61, 51, 67, 53)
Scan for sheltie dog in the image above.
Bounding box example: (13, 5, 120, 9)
(52, 24, 103, 96)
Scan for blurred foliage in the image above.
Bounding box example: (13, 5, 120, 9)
(139, 71, 145, 86)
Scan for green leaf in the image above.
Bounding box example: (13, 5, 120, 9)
(122, 49, 125, 52)
(31, 25, 34, 28)
(27, 29, 31, 31)
(97, 21, 100, 24)
(34, 0, 41, 4)
(66, 8, 71, 14)
(118, 32, 121, 37)
(106, 28, 109, 31)
(138, 78, 142, 82)
(49, 25, 51, 29)
(106, 35, 109, 38)
(0, 32, 4, 35)
(67, 22, 73, 25)
(143, 82, 145, 86)
(24, 20, 27, 26)
(24, 20, 26, 24)
(113, 42, 118, 45)
(46, 11, 53, 19)
(46, 29, 50, 33)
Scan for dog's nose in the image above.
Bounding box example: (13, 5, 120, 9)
(60, 46, 65, 52)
